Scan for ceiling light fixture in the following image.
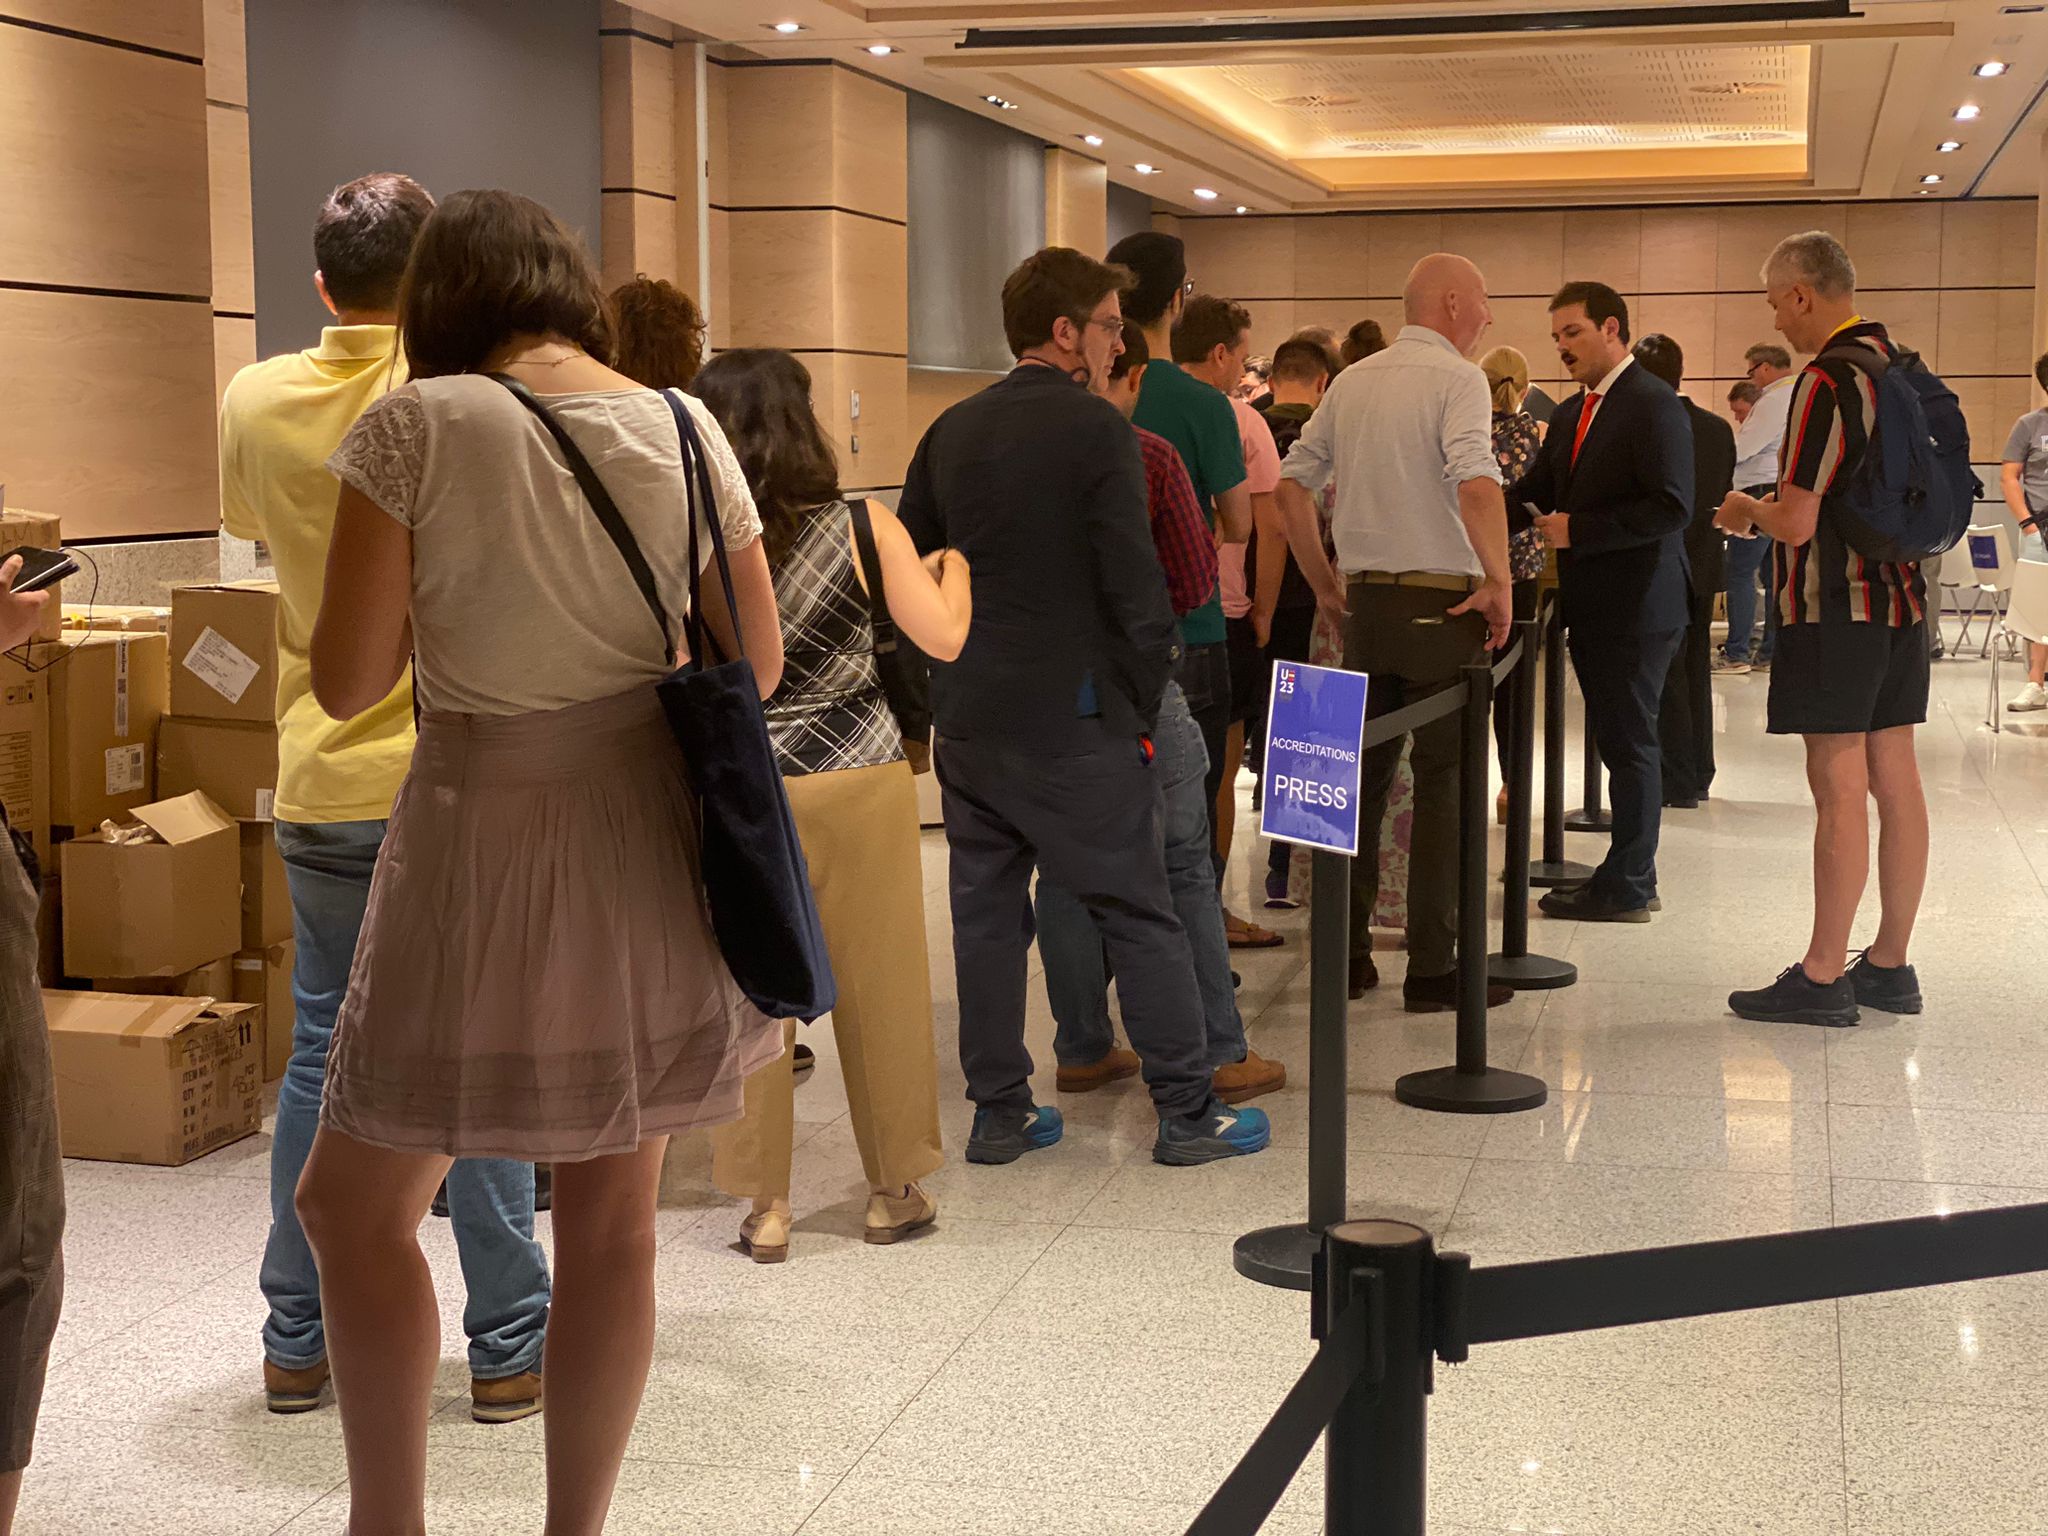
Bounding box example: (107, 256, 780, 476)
(1081, 133, 1104, 147)
(1939, 140, 1963, 152)
(1235, 205, 1250, 215)
(864, 44, 897, 56)
(982, 94, 1019, 111)
(1976, 60, 2010, 77)
(1919, 188, 1934, 195)
(1192, 187, 1219, 201)
(1921, 173, 1944, 184)
(769, 20, 804, 33)
(1133, 162, 1160, 175)
(1956, 103, 1983, 120)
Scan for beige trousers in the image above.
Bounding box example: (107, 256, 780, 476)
(710, 759, 945, 1199)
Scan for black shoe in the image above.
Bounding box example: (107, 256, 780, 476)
(431, 1180, 449, 1219)
(966, 1104, 1064, 1165)
(1729, 965, 1860, 1028)
(1662, 792, 1700, 810)
(1349, 956, 1379, 999)
(1846, 952, 1922, 1015)
(1538, 884, 1653, 923)
(793, 1041, 816, 1074)
(533, 1165, 551, 1214)
(1402, 970, 1514, 1013)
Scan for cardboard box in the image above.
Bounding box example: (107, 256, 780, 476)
(239, 819, 290, 947)
(157, 716, 277, 821)
(169, 580, 279, 723)
(88, 955, 234, 999)
(45, 629, 168, 836)
(43, 990, 263, 1165)
(0, 509, 63, 641)
(62, 603, 170, 634)
(236, 940, 295, 1081)
(0, 647, 52, 864)
(60, 792, 240, 978)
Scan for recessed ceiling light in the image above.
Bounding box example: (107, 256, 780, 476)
(769, 20, 804, 33)
(1133, 163, 1159, 175)
(1081, 133, 1104, 147)
(1921, 173, 1944, 184)
(1192, 187, 1219, 201)
(1976, 60, 2010, 77)
(1956, 102, 1983, 120)
(1919, 188, 1935, 196)
(1939, 140, 1963, 152)
(982, 94, 1019, 110)
(864, 44, 897, 56)
(1235, 205, 1250, 214)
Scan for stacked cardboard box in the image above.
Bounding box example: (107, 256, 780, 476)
(43, 991, 263, 1165)
(158, 581, 280, 819)
(60, 791, 241, 979)
(45, 629, 169, 839)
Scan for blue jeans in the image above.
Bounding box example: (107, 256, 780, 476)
(261, 819, 550, 1378)
(1035, 683, 1247, 1071)
(1723, 533, 1776, 663)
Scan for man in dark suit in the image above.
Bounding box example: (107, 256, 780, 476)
(1510, 282, 1694, 922)
(1633, 333, 1736, 808)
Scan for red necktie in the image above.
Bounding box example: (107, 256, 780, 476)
(1571, 391, 1601, 465)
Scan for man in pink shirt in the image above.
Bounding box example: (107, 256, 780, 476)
(1170, 295, 1286, 947)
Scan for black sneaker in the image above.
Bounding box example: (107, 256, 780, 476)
(1729, 965, 1860, 1028)
(1153, 1095, 1271, 1166)
(966, 1104, 1063, 1165)
(1846, 952, 1922, 1015)
(1538, 884, 1652, 923)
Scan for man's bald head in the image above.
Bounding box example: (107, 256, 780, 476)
(1404, 253, 1493, 357)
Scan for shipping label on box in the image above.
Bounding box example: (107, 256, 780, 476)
(236, 939, 295, 1081)
(169, 581, 278, 723)
(43, 991, 263, 1165)
(157, 716, 277, 823)
(47, 629, 168, 834)
(60, 791, 241, 978)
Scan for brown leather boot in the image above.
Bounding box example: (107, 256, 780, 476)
(1055, 1047, 1140, 1093)
(471, 1369, 543, 1424)
(263, 1357, 330, 1415)
(1210, 1050, 1287, 1105)
(864, 1182, 938, 1245)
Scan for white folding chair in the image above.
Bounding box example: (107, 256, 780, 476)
(1960, 523, 2016, 659)
(1992, 558, 2048, 728)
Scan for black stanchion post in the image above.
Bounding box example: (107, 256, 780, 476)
(1530, 597, 1593, 888)
(1490, 618, 1577, 990)
(1234, 849, 1350, 1290)
(1564, 690, 1612, 833)
(1323, 1221, 1434, 1536)
(1395, 664, 1548, 1114)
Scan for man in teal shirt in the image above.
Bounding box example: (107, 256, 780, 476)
(1108, 232, 1251, 877)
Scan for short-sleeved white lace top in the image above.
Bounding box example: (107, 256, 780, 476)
(329, 376, 762, 716)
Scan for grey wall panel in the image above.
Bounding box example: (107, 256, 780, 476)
(906, 93, 1045, 373)
(1107, 181, 1156, 252)
(247, 0, 601, 356)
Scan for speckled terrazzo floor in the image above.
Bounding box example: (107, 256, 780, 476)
(17, 647, 2048, 1535)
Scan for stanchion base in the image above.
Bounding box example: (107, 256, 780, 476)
(1395, 1065, 1548, 1114)
(1564, 807, 1612, 832)
(1488, 950, 1578, 990)
(1528, 858, 1595, 888)
(1232, 1223, 1319, 1291)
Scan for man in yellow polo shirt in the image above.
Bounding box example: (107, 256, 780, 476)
(219, 174, 549, 1424)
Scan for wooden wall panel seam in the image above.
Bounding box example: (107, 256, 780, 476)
(0, 12, 200, 64)
(598, 25, 674, 48)
(0, 278, 209, 303)
(604, 185, 679, 201)
(709, 201, 908, 228)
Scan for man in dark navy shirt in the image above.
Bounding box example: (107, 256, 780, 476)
(898, 246, 1271, 1170)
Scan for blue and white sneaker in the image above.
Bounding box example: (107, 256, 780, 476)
(1154, 1095, 1271, 1166)
(966, 1103, 1064, 1165)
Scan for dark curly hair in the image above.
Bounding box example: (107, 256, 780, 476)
(609, 275, 707, 390)
(689, 348, 842, 569)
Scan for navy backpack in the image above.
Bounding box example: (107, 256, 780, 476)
(1818, 342, 1981, 563)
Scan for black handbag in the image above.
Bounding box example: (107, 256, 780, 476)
(846, 498, 933, 771)
(491, 375, 836, 1023)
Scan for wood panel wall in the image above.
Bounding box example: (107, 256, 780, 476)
(1168, 199, 2041, 451)
(0, 2, 228, 537)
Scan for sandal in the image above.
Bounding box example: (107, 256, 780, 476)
(1224, 911, 1285, 949)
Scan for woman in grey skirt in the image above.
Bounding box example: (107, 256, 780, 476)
(0, 555, 61, 1535)
(292, 191, 786, 1533)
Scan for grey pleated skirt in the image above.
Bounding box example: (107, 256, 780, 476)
(321, 688, 784, 1162)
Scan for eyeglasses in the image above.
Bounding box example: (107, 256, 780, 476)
(1181, 279, 1196, 297)
(1085, 315, 1127, 338)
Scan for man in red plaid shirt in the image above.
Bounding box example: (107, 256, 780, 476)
(1032, 329, 1289, 1107)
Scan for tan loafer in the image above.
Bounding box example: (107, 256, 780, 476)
(1055, 1046, 1141, 1093)
(263, 1356, 330, 1415)
(865, 1181, 938, 1245)
(471, 1369, 543, 1424)
(1211, 1050, 1287, 1105)
(739, 1199, 791, 1264)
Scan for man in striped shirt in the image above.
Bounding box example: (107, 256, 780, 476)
(1714, 231, 1929, 1029)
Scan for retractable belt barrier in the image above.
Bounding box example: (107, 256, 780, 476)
(1194, 1203, 2048, 1536)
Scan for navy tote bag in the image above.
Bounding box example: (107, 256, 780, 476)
(492, 375, 836, 1022)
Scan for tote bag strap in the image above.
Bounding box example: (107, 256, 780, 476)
(846, 497, 901, 662)
(660, 388, 748, 673)
(487, 372, 673, 655)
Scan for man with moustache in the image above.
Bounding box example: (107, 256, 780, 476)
(1512, 281, 1693, 923)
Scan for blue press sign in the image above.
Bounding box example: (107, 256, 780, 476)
(1259, 660, 1370, 856)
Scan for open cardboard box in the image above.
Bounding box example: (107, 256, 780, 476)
(43, 990, 263, 1165)
(59, 791, 240, 978)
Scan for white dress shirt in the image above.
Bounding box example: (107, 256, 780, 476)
(1279, 324, 1501, 578)
(1732, 373, 1796, 490)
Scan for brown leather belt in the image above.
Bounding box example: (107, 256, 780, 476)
(1350, 570, 1480, 594)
